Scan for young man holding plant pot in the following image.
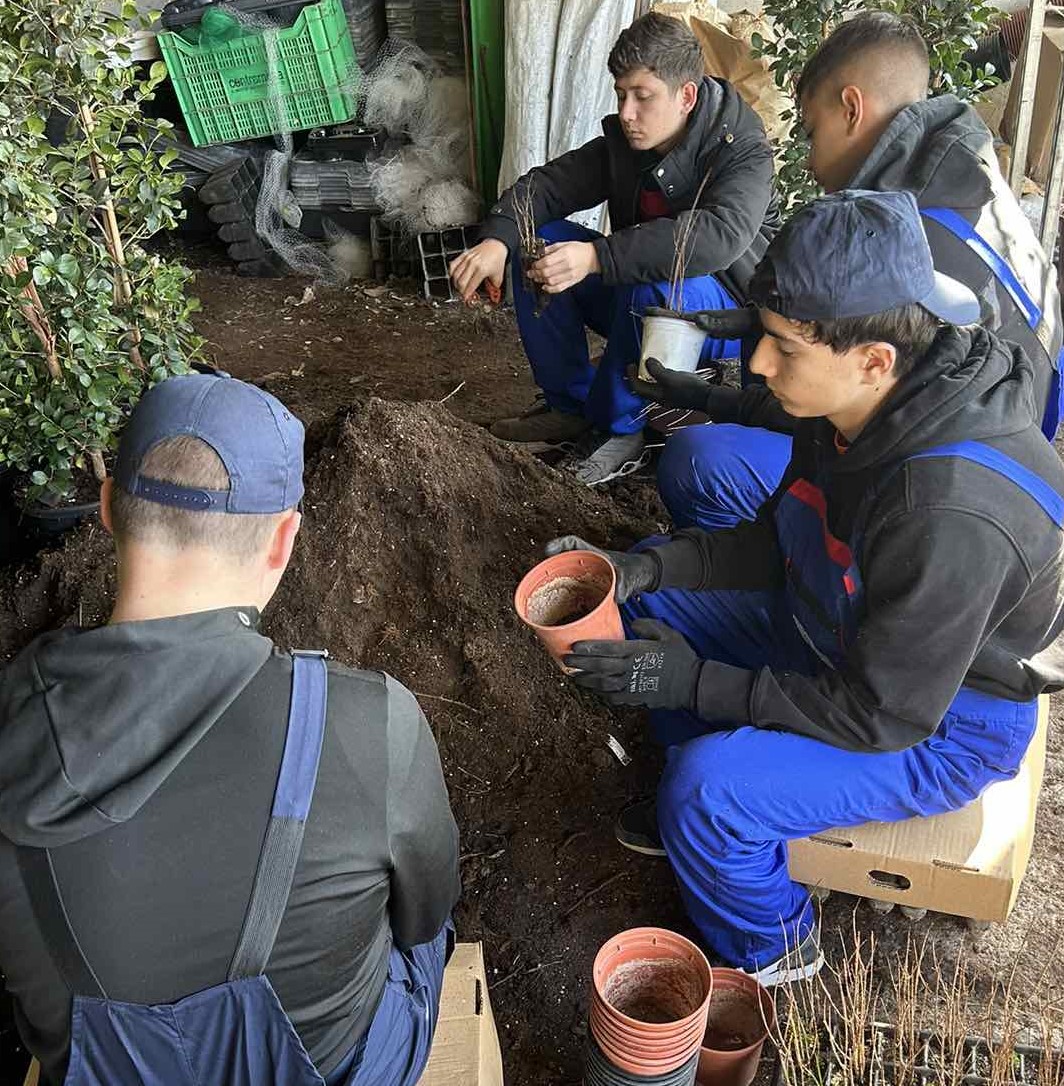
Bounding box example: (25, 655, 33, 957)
(549, 191, 1064, 983)
(450, 12, 779, 485)
(639, 13, 1063, 519)
(0, 375, 459, 1085)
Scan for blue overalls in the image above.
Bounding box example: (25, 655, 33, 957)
(512, 220, 741, 435)
(657, 208, 1064, 525)
(16, 653, 450, 1086)
(623, 442, 1057, 971)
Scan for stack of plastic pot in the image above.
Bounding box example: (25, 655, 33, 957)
(587, 928, 714, 1086)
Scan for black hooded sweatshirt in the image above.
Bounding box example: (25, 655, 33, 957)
(480, 77, 781, 303)
(0, 610, 460, 1085)
(716, 96, 1062, 432)
(641, 327, 1064, 752)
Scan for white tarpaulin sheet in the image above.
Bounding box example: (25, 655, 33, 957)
(498, 0, 637, 232)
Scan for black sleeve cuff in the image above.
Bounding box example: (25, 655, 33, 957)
(695, 660, 755, 722)
(478, 215, 519, 254)
(644, 537, 708, 591)
(703, 386, 743, 424)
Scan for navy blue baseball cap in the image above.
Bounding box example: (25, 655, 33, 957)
(749, 190, 981, 325)
(115, 373, 304, 513)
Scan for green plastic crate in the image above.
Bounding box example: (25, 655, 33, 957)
(158, 0, 360, 147)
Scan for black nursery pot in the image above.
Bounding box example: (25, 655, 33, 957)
(0, 472, 100, 565)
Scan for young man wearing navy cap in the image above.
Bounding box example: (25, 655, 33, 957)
(0, 375, 459, 1084)
(550, 190, 1064, 983)
(638, 13, 1062, 524)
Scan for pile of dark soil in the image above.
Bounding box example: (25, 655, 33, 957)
(0, 397, 685, 1085)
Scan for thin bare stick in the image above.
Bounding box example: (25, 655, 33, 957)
(4, 256, 60, 379)
(438, 380, 466, 404)
(413, 692, 483, 715)
(561, 871, 626, 919)
(77, 102, 145, 372)
(667, 169, 715, 311)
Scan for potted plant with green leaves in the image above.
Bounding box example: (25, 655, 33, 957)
(0, 0, 203, 545)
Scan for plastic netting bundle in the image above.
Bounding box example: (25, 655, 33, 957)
(222, 8, 480, 285)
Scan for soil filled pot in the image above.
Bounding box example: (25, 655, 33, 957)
(638, 313, 707, 381)
(585, 1038, 699, 1086)
(514, 550, 624, 669)
(590, 928, 713, 1079)
(695, 969, 774, 1086)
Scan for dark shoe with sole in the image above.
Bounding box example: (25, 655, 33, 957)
(614, 799, 666, 858)
(491, 396, 591, 443)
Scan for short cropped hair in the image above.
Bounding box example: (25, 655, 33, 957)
(110, 435, 284, 554)
(608, 13, 705, 90)
(796, 305, 942, 378)
(796, 12, 930, 104)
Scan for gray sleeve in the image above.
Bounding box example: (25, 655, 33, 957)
(384, 677, 461, 949)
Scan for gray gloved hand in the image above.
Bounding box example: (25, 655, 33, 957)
(627, 358, 715, 410)
(545, 536, 658, 604)
(564, 618, 701, 710)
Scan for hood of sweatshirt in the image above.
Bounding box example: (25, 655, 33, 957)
(0, 607, 272, 848)
(847, 95, 996, 212)
(832, 325, 1037, 478)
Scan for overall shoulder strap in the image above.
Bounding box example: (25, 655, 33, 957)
(921, 207, 1041, 331)
(227, 649, 329, 981)
(907, 440, 1064, 529)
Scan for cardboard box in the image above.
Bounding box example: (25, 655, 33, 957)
(788, 697, 1049, 921)
(1002, 14, 1064, 185)
(420, 942, 505, 1086)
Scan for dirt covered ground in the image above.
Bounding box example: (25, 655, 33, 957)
(2, 265, 1064, 1084)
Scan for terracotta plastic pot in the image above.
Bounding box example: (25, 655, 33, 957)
(585, 1038, 699, 1086)
(514, 550, 624, 668)
(589, 928, 713, 1079)
(695, 969, 774, 1086)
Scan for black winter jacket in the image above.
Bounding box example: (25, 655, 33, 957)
(642, 328, 1064, 753)
(712, 96, 1062, 431)
(481, 77, 781, 302)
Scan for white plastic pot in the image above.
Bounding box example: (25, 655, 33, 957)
(638, 313, 708, 380)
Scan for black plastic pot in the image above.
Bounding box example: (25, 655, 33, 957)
(0, 473, 100, 566)
(585, 1040, 699, 1086)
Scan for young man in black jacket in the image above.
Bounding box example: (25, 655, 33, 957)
(0, 375, 460, 1084)
(637, 13, 1063, 527)
(550, 191, 1064, 983)
(450, 13, 779, 484)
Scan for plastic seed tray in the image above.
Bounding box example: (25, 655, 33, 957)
(774, 1023, 1059, 1086)
(417, 226, 474, 301)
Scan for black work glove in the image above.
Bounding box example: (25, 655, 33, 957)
(628, 357, 716, 410)
(564, 618, 701, 710)
(545, 536, 658, 604)
(642, 305, 761, 339)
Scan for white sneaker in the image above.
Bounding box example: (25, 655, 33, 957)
(573, 432, 646, 486)
(743, 927, 825, 987)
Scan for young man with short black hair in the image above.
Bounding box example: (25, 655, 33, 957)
(0, 375, 459, 1084)
(551, 191, 1064, 981)
(640, 12, 1062, 517)
(451, 12, 779, 484)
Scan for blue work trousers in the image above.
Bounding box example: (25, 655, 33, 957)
(327, 923, 452, 1086)
(622, 428, 1038, 971)
(512, 220, 740, 434)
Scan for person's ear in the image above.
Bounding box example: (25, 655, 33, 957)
(861, 342, 898, 387)
(266, 508, 302, 572)
(99, 477, 114, 535)
(839, 84, 864, 134)
(680, 79, 699, 115)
